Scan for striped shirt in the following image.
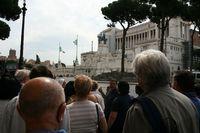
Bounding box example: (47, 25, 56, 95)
(67, 100, 104, 133)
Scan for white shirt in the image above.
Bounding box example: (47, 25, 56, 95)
(0, 96, 69, 133)
(91, 91, 105, 110)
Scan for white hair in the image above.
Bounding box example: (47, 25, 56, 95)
(15, 69, 30, 82)
(133, 49, 170, 90)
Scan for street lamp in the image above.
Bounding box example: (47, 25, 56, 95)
(18, 0, 27, 69)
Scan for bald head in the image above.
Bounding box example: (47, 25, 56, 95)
(18, 77, 65, 119)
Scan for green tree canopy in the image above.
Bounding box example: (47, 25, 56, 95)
(144, 0, 185, 52)
(183, 0, 200, 31)
(181, 0, 200, 70)
(102, 0, 149, 28)
(0, 0, 21, 40)
(101, 0, 150, 73)
(0, 21, 10, 40)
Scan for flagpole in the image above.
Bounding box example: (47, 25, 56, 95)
(58, 42, 61, 66)
(76, 35, 78, 64)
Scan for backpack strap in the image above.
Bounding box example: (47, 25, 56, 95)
(95, 103, 100, 123)
(133, 97, 167, 133)
(95, 103, 103, 133)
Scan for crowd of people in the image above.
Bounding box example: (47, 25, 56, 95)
(0, 49, 200, 133)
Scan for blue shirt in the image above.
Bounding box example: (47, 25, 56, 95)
(184, 92, 200, 114)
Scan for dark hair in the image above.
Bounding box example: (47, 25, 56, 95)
(174, 70, 194, 92)
(118, 81, 129, 95)
(135, 85, 143, 96)
(109, 79, 117, 84)
(92, 80, 98, 91)
(0, 71, 21, 99)
(64, 81, 75, 102)
(29, 65, 53, 79)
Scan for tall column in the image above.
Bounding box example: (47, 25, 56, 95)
(18, 0, 27, 69)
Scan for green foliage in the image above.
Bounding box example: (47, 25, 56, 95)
(101, 0, 149, 27)
(183, 0, 200, 31)
(0, 20, 10, 40)
(149, 0, 184, 24)
(0, 0, 21, 21)
(0, 0, 21, 40)
(181, 0, 200, 70)
(141, 0, 185, 52)
(101, 0, 150, 72)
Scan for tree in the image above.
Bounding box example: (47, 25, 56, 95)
(145, 0, 184, 52)
(181, 0, 200, 71)
(0, 0, 21, 40)
(101, 0, 149, 73)
(0, 21, 10, 40)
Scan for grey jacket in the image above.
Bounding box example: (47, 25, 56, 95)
(123, 86, 199, 133)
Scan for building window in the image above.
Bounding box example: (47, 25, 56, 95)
(134, 35, 136, 43)
(115, 39, 118, 50)
(131, 36, 133, 48)
(180, 22, 186, 39)
(126, 37, 128, 48)
(142, 33, 145, 41)
(166, 25, 169, 37)
(150, 30, 153, 38)
(180, 22, 182, 38)
(153, 29, 156, 38)
(145, 32, 147, 40)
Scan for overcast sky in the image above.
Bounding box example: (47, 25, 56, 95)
(0, 0, 115, 66)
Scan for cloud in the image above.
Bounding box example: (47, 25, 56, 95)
(0, 0, 115, 65)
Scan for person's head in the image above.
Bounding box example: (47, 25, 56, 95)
(74, 75, 92, 99)
(15, 69, 30, 84)
(29, 65, 53, 79)
(133, 49, 170, 91)
(18, 77, 66, 130)
(173, 70, 194, 93)
(64, 80, 75, 102)
(56, 78, 67, 88)
(118, 81, 129, 95)
(135, 85, 143, 96)
(91, 80, 98, 91)
(109, 79, 117, 90)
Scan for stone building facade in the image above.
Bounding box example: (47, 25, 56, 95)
(80, 18, 190, 76)
(53, 18, 194, 77)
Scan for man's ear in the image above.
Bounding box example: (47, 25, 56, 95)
(56, 103, 66, 123)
